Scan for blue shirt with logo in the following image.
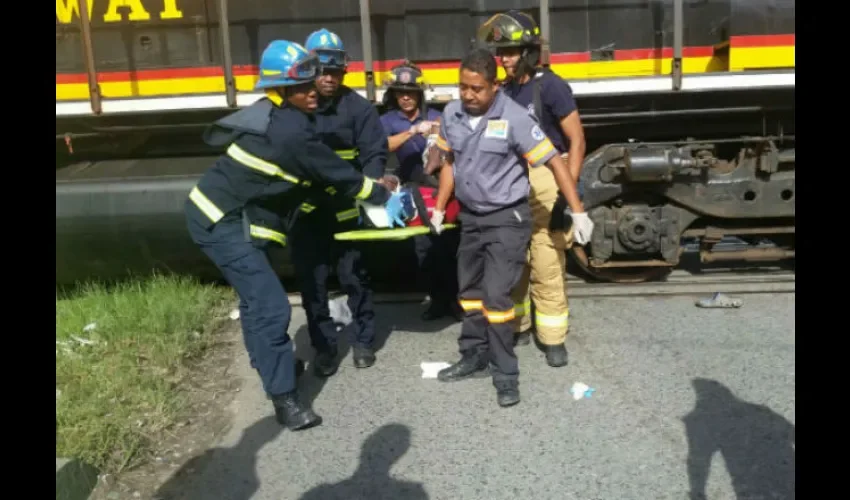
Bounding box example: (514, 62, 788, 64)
(380, 107, 442, 183)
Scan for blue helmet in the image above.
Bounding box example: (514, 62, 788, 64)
(255, 40, 320, 90)
(304, 28, 348, 69)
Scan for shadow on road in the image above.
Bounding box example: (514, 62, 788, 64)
(682, 378, 795, 500)
(151, 416, 282, 500)
(299, 423, 428, 500)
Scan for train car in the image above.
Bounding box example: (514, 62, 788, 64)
(55, 0, 795, 285)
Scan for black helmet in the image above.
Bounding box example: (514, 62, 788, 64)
(382, 60, 427, 112)
(476, 10, 541, 49)
(385, 61, 426, 92)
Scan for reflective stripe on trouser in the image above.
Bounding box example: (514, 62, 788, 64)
(511, 163, 574, 345)
(456, 202, 532, 383)
(185, 216, 296, 396)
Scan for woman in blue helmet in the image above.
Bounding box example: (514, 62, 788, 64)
(185, 39, 409, 431)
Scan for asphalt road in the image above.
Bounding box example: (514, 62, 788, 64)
(152, 293, 795, 500)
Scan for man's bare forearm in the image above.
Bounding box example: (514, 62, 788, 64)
(544, 156, 584, 213)
(566, 140, 585, 182)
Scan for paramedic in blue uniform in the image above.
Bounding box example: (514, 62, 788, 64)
(431, 49, 594, 407)
(290, 29, 391, 377)
(379, 60, 462, 322)
(184, 40, 407, 430)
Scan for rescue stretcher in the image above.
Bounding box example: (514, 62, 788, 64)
(334, 181, 461, 241)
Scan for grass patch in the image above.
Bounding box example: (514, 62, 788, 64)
(56, 274, 233, 475)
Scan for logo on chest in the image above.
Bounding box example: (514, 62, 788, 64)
(484, 119, 509, 140)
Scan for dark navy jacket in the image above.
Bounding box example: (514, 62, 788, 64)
(308, 86, 388, 218)
(502, 68, 578, 153)
(185, 98, 391, 247)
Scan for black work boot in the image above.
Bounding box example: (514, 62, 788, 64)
(448, 302, 464, 322)
(352, 346, 376, 368)
(494, 379, 520, 407)
(421, 301, 462, 322)
(542, 343, 568, 368)
(514, 328, 532, 347)
(313, 347, 338, 378)
(272, 390, 323, 431)
(437, 351, 489, 382)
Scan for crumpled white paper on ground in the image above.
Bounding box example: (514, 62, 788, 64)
(420, 362, 451, 379)
(570, 382, 596, 400)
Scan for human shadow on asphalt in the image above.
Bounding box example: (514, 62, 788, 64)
(682, 378, 795, 500)
(151, 416, 282, 500)
(298, 423, 428, 500)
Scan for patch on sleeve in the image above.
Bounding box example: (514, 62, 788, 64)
(531, 125, 546, 141)
(485, 119, 509, 139)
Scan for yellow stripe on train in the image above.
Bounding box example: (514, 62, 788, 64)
(55, 48, 794, 101)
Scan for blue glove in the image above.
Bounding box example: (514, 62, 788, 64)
(384, 192, 409, 228)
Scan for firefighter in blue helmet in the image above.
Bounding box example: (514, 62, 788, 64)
(289, 28, 391, 377)
(185, 39, 408, 430)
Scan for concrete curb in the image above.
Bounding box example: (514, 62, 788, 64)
(56, 457, 99, 500)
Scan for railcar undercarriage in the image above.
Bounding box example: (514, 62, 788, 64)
(571, 136, 795, 283)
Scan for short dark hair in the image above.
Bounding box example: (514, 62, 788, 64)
(460, 48, 497, 83)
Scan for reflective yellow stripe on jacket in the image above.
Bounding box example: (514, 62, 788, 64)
(249, 225, 286, 246)
(336, 148, 358, 160)
(189, 186, 225, 224)
(226, 143, 311, 186)
(188, 143, 303, 244)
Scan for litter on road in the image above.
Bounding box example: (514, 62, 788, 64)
(695, 292, 743, 308)
(570, 382, 596, 400)
(421, 362, 452, 379)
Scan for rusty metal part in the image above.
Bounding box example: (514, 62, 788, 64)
(570, 246, 674, 283)
(539, 0, 551, 67)
(700, 248, 795, 263)
(359, 0, 376, 102)
(579, 137, 795, 220)
(77, 0, 102, 115)
(682, 226, 794, 238)
(217, 0, 237, 107)
(672, 0, 683, 90)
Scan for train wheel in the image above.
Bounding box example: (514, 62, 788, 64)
(568, 246, 673, 284)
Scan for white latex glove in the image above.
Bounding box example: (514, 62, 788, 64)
(410, 121, 435, 135)
(570, 212, 595, 245)
(430, 209, 445, 234)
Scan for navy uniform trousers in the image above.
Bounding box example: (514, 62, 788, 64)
(413, 230, 460, 306)
(187, 213, 296, 397)
(456, 200, 532, 382)
(290, 205, 376, 352)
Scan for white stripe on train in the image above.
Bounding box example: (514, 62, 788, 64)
(56, 70, 795, 117)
